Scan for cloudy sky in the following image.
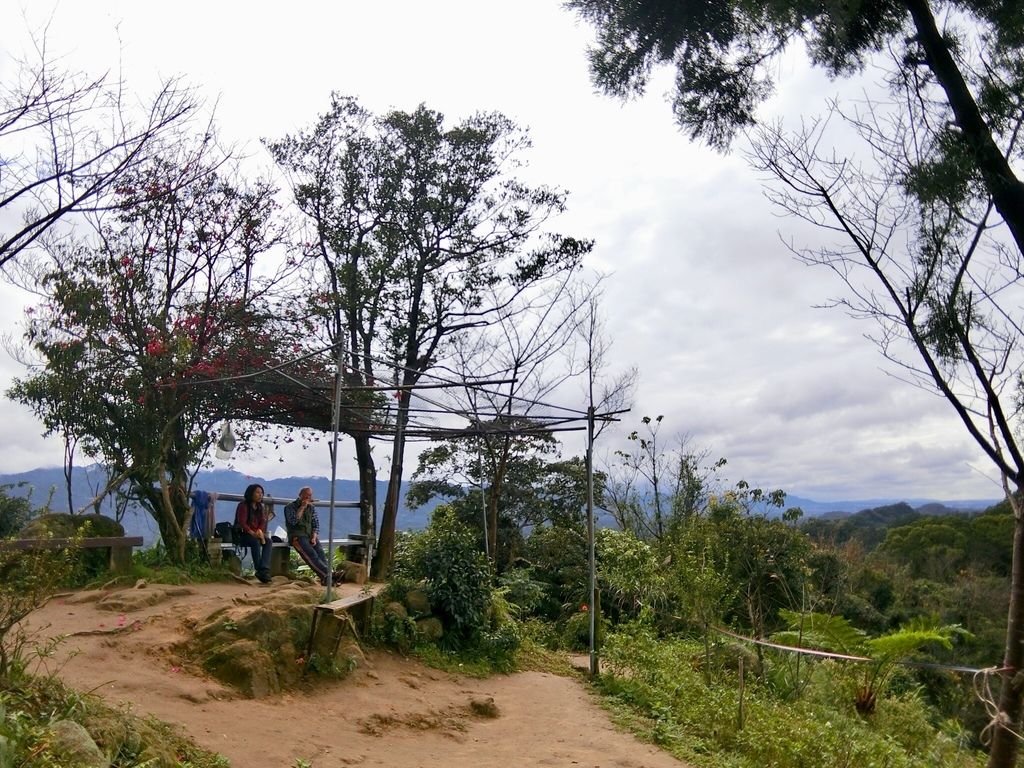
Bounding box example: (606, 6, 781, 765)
(0, 1, 1003, 502)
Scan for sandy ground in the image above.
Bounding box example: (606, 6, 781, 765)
(21, 580, 689, 768)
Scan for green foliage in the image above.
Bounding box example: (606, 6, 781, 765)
(597, 528, 669, 622)
(506, 488, 1002, 758)
(880, 510, 1012, 578)
(17, 513, 128, 581)
(568, 6, 1024, 756)
(0, 485, 32, 538)
(7, 139, 295, 565)
(126, 540, 235, 585)
(773, 610, 965, 714)
(523, 522, 589, 620)
(0, 674, 229, 767)
(267, 95, 593, 576)
(560, 608, 602, 652)
(802, 502, 925, 551)
(303, 652, 353, 679)
(409, 444, 600, 571)
(597, 626, 984, 767)
(368, 577, 422, 654)
(0, 545, 82, 681)
(687, 509, 812, 640)
(569, 0, 1023, 159)
(496, 567, 548, 619)
(393, 506, 495, 650)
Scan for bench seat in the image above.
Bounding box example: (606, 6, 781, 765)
(0, 536, 144, 574)
(215, 538, 364, 577)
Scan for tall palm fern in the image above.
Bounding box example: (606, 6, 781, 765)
(773, 610, 966, 713)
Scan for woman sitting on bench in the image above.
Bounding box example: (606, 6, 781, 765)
(284, 486, 331, 585)
(235, 483, 273, 584)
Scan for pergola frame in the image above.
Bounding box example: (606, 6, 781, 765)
(188, 339, 624, 674)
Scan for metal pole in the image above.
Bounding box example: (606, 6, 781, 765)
(325, 340, 345, 602)
(480, 442, 489, 560)
(587, 405, 598, 677)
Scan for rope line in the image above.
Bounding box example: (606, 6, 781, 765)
(711, 624, 1008, 676)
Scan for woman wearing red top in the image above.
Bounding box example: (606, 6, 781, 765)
(234, 483, 273, 583)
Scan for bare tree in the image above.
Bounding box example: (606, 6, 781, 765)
(0, 27, 199, 268)
(604, 416, 722, 541)
(434, 272, 596, 559)
(748, 84, 1024, 761)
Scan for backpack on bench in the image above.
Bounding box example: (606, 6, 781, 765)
(214, 521, 235, 544)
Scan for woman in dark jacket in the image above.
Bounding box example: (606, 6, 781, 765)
(234, 483, 273, 583)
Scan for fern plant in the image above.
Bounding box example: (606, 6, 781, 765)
(773, 610, 967, 713)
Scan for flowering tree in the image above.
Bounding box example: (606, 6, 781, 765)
(8, 141, 296, 563)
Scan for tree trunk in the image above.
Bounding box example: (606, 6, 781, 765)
(146, 491, 187, 565)
(900, 6, 1024, 764)
(988, 492, 1024, 768)
(372, 390, 411, 580)
(135, 465, 189, 566)
(354, 433, 377, 547)
(904, 0, 1024, 260)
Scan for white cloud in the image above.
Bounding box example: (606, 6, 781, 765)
(0, 2, 1007, 502)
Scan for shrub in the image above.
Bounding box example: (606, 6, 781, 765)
(497, 566, 547, 619)
(596, 627, 985, 767)
(129, 539, 232, 585)
(597, 528, 669, 623)
(369, 586, 420, 655)
(0, 485, 32, 539)
(1, 674, 229, 767)
(397, 506, 494, 650)
(0, 546, 79, 680)
(522, 523, 588, 619)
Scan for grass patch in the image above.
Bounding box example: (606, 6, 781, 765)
(410, 643, 498, 678)
(589, 627, 987, 768)
(0, 673, 228, 768)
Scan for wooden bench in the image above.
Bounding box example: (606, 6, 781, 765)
(216, 540, 292, 576)
(0, 536, 145, 575)
(215, 537, 365, 577)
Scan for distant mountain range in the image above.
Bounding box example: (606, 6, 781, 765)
(0, 465, 440, 545)
(0, 464, 1000, 546)
(781, 494, 999, 517)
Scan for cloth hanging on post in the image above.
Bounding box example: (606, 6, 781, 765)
(190, 490, 213, 539)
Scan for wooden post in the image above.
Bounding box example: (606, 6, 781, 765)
(108, 544, 133, 574)
(738, 657, 746, 731)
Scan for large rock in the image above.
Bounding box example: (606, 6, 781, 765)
(200, 638, 280, 698)
(14, 513, 128, 578)
(404, 587, 431, 616)
(48, 719, 109, 768)
(416, 616, 444, 642)
(336, 561, 367, 585)
(183, 585, 323, 697)
(19, 513, 124, 539)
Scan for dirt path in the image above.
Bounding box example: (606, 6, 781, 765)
(22, 581, 688, 768)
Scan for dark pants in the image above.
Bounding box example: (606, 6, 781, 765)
(291, 536, 330, 584)
(237, 532, 273, 582)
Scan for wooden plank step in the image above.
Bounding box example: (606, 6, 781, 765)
(316, 584, 383, 613)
